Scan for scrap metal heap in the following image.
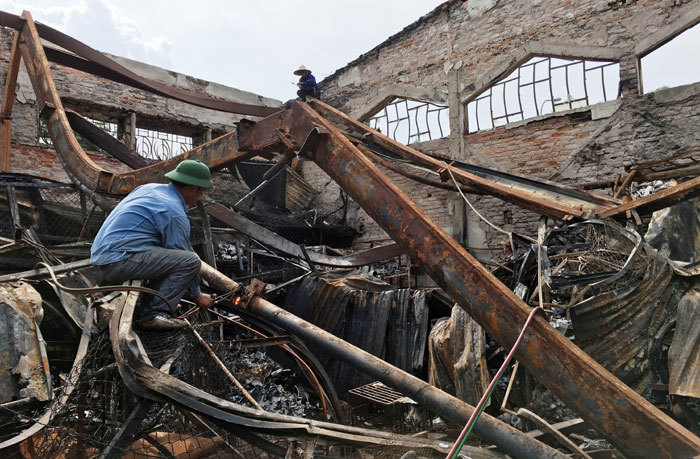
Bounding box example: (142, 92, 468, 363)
(0, 10, 699, 458)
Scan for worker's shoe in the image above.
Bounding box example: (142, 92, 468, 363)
(137, 314, 187, 330)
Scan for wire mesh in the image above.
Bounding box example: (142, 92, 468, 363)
(0, 177, 107, 244)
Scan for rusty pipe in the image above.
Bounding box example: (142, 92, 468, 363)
(199, 262, 566, 459)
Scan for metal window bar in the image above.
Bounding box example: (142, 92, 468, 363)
(135, 127, 193, 161)
(367, 97, 449, 145)
(38, 118, 118, 147)
(467, 57, 619, 133)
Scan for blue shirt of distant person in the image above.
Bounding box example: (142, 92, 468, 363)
(295, 65, 319, 101)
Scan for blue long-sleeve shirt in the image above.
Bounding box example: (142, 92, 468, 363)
(91, 182, 200, 295)
(299, 73, 318, 91)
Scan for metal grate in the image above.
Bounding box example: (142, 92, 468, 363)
(348, 381, 413, 406)
(467, 56, 620, 132)
(136, 127, 193, 161)
(366, 97, 449, 145)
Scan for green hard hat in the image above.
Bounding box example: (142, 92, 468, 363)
(164, 160, 212, 188)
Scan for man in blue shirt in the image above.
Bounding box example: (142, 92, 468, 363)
(91, 159, 214, 330)
(295, 65, 320, 101)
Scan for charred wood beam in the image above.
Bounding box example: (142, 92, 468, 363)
(0, 29, 21, 172)
(197, 201, 217, 269)
(64, 109, 148, 169)
(599, 175, 700, 219)
(199, 263, 566, 459)
(239, 100, 700, 458)
(98, 398, 155, 459)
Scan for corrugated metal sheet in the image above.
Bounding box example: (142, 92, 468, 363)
(283, 271, 428, 394)
(566, 222, 677, 392)
(285, 168, 315, 213)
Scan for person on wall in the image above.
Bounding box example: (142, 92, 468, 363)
(295, 65, 320, 101)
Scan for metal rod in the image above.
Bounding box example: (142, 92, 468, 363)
(186, 319, 263, 411)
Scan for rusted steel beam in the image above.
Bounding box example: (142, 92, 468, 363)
(307, 99, 619, 219)
(15, 11, 259, 196)
(0, 11, 281, 118)
(199, 263, 566, 459)
(64, 109, 148, 169)
(0, 29, 21, 172)
(599, 175, 700, 219)
(263, 101, 700, 458)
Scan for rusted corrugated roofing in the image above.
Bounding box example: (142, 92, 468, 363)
(283, 271, 429, 394)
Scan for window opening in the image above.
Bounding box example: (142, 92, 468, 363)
(135, 128, 193, 161)
(641, 23, 700, 93)
(467, 56, 620, 133)
(39, 118, 117, 151)
(366, 97, 449, 145)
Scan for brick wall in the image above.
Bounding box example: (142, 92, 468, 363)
(316, 0, 700, 253)
(0, 25, 280, 184)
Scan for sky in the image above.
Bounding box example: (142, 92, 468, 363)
(0, 0, 446, 102)
(0, 0, 696, 104)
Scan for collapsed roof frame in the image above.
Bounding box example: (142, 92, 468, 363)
(1, 9, 699, 458)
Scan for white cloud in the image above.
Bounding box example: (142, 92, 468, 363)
(0, 0, 446, 100)
(0, 0, 174, 68)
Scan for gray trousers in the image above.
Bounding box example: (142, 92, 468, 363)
(96, 247, 201, 320)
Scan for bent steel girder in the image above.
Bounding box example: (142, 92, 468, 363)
(0, 10, 280, 118)
(308, 99, 620, 219)
(109, 284, 455, 456)
(14, 11, 265, 196)
(236, 100, 700, 459)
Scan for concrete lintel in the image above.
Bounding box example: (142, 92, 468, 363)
(653, 81, 700, 104)
(635, 4, 700, 57)
(353, 84, 448, 121)
(500, 99, 619, 131)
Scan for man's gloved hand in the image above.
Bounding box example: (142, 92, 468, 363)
(194, 293, 214, 311)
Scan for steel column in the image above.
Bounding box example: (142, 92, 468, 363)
(277, 101, 700, 459)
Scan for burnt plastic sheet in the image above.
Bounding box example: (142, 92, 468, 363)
(668, 279, 700, 397)
(284, 272, 429, 394)
(428, 306, 487, 405)
(0, 282, 48, 403)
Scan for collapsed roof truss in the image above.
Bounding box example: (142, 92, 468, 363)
(1, 9, 700, 458)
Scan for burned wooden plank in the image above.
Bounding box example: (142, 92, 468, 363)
(600, 175, 700, 218)
(196, 201, 217, 269)
(0, 30, 21, 173)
